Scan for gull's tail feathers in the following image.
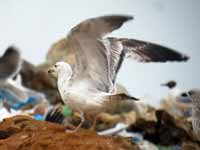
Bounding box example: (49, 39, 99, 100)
(105, 93, 139, 101)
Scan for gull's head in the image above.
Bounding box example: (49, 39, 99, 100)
(187, 88, 200, 105)
(161, 80, 177, 89)
(48, 61, 72, 78)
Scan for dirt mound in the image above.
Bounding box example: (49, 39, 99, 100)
(0, 115, 139, 150)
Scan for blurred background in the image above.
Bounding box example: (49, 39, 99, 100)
(0, 0, 199, 106)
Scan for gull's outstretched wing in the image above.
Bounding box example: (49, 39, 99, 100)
(104, 37, 189, 84)
(0, 46, 22, 81)
(118, 38, 189, 62)
(67, 15, 133, 92)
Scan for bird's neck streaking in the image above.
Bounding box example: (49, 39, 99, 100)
(192, 100, 200, 111)
(57, 70, 72, 97)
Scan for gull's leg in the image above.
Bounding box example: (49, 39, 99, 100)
(65, 109, 85, 132)
(90, 114, 104, 131)
(90, 115, 98, 131)
(75, 110, 85, 130)
(111, 86, 117, 94)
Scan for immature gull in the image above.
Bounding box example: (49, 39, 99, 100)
(0, 46, 46, 103)
(0, 46, 29, 101)
(48, 15, 190, 129)
(0, 46, 22, 81)
(187, 89, 200, 140)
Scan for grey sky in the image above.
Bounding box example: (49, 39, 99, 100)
(0, 0, 200, 105)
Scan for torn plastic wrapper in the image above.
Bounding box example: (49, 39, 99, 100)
(0, 88, 46, 111)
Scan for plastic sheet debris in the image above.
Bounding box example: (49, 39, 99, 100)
(0, 89, 45, 111)
(98, 123, 128, 136)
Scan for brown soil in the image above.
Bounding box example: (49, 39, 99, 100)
(0, 115, 139, 150)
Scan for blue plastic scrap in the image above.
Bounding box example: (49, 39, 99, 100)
(0, 89, 41, 110)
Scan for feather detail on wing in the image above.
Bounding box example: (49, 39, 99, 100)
(67, 15, 133, 93)
(117, 38, 189, 62)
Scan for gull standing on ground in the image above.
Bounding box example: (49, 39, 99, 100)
(48, 15, 189, 130)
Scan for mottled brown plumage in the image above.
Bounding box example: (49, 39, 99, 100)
(0, 46, 21, 81)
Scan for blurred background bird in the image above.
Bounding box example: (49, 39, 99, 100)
(0, 46, 22, 82)
(0, 46, 28, 101)
(187, 89, 200, 141)
(0, 47, 47, 112)
(160, 80, 192, 117)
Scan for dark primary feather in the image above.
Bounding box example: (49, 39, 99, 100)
(118, 38, 189, 62)
(105, 37, 189, 85)
(0, 46, 21, 80)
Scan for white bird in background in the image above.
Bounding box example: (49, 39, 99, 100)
(161, 80, 192, 117)
(161, 80, 192, 103)
(48, 15, 190, 130)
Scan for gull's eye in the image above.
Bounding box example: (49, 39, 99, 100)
(55, 64, 58, 68)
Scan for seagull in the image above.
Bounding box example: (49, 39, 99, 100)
(48, 15, 189, 130)
(161, 80, 192, 117)
(0, 46, 46, 103)
(48, 61, 139, 129)
(161, 80, 191, 103)
(0, 46, 29, 100)
(187, 89, 200, 140)
(0, 46, 22, 82)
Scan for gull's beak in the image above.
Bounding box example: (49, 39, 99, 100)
(48, 68, 55, 74)
(131, 96, 140, 101)
(160, 83, 167, 87)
